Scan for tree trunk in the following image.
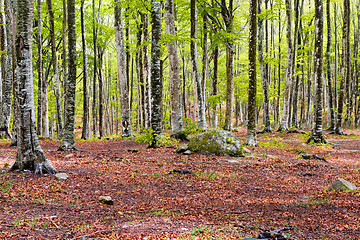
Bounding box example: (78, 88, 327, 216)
(279, 0, 293, 132)
(257, 0, 271, 133)
(165, 0, 183, 134)
(335, 0, 350, 135)
(81, 0, 91, 140)
(213, 45, 219, 127)
(114, 0, 134, 137)
(59, 0, 77, 150)
(11, 0, 56, 174)
(47, 0, 63, 139)
(98, 46, 104, 138)
(0, 0, 13, 139)
(142, 13, 151, 129)
(245, 0, 258, 147)
(92, 0, 98, 137)
(190, 0, 206, 130)
(326, 0, 335, 131)
(150, 0, 162, 147)
(308, 0, 326, 143)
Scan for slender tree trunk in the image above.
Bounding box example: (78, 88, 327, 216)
(190, 0, 206, 129)
(98, 46, 104, 138)
(149, 0, 162, 147)
(81, 0, 91, 140)
(142, 13, 151, 129)
(308, 0, 326, 143)
(114, 0, 134, 137)
(59, 0, 77, 150)
(326, 0, 335, 130)
(62, 0, 67, 129)
(245, 0, 258, 146)
(92, 0, 98, 137)
(0, 0, 13, 139)
(279, 0, 293, 132)
(11, 0, 56, 174)
(213, 45, 219, 127)
(165, 0, 183, 134)
(335, 0, 350, 135)
(47, 0, 63, 139)
(258, 0, 271, 133)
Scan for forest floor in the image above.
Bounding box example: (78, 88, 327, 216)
(1, 128, 360, 239)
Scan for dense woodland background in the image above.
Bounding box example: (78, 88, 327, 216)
(0, 0, 359, 145)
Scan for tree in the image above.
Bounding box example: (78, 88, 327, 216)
(165, 0, 183, 135)
(257, 0, 271, 133)
(0, 0, 13, 139)
(47, 0, 64, 138)
(81, 0, 91, 140)
(190, 0, 206, 130)
(307, 0, 326, 144)
(245, 0, 258, 147)
(11, 0, 56, 174)
(150, 0, 162, 147)
(335, 0, 350, 135)
(114, 0, 134, 137)
(59, 0, 77, 150)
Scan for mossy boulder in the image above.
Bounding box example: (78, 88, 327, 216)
(188, 129, 245, 157)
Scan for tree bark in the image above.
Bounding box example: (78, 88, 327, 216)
(245, 0, 258, 147)
(0, 0, 13, 139)
(142, 13, 151, 129)
(190, 0, 206, 130)
(59, 0, 77, 150)
(165, 0, 183, 134)
(257, 0, 271, 133)
(150, 0, 162, 147)
(326, 0, 335, 131)
(81, 0, 91, 140)
(11, 0, 56, 174)
(308, 0, 326, 143)
(335, 0, 350, 135)
(92, 0, 98, 137)
(114, 0, 134, 137)
(47, 0, 63, 139)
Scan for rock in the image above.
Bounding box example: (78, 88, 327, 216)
(99, 196, 114, 205)
(55, 173, 68, 181)
(188, 129, 244, 157)
(176, 144, 189, 153)
(299, 195, 310, 203)
(329, 178, 357, 191)
(183, 150, 192, 155)
(71, 193, 78, 198)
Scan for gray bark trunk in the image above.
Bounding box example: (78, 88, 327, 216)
(11, 0, 56, 174)
(81, 0, 91, 140)
(335, 0, 350, 134)
(257, 0, 271, 133)
(0, 0, 13, 139)
(59, 0, 77, 150)
(165, 0, 183, 133)
(308, 0, 326, 143)
(279, 0, 293, 132)
(326, 0, 335, 130)
(92, 0, 97, 137)
(142, 13, 151, 129)
(114, 1, 134, 137)
(190, 0, 206, 130)
(150, 0, 162, 147)
(47, 0, 63, 139)
(245, 0, 258, 147)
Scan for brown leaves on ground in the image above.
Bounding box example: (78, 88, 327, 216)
(1, 129, 360, 239)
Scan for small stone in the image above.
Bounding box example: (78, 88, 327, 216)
(55, 173, 68, 181)
(176, 144, 189, 153)
(299, 195, 310, 203)
(183, 150, 192, 155)
(71, 193, 78, 198)
(329, 178, 357, 191)
(99, 196, 114, 205)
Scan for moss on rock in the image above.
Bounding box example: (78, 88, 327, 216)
(188, 129, 244, 157)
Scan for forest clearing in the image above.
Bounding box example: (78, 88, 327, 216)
(1, 128, 360, 239)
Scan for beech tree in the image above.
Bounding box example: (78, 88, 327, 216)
(114, 0, 134, 137)
(150, 0, 162, 147)
(165, 0, 183, 135)
(11, 0, 56, 174)
(245, 0, 258, 147)
(59, 0, 77, 150)
(308, 0, 326, 143)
